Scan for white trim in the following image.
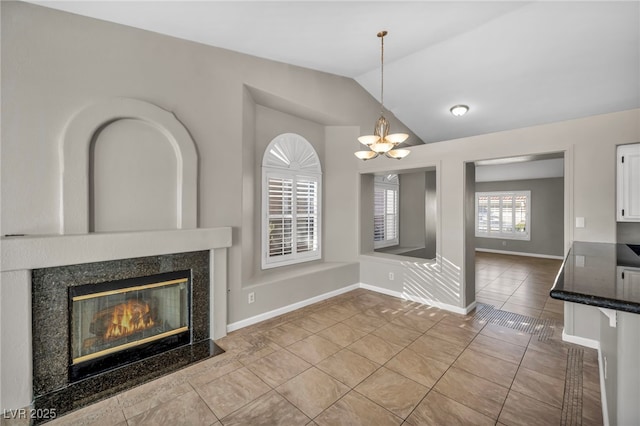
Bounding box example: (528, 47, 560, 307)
(262, 134, 322, 270)
(61, 98, 198, 234)
(226, 281, 476, 333)
(597, 345, 610, 426)
(1, 228, 232, 272)
(598, 308, 617, 328)
(617, 143, 640, 222)
(562, 330, 609, 426)
(475, 248, 564, 260)
(226, 284, 359, 332)
(475, 190, 531, 241)
(358, 282, 403, 298)
(561, 330, 600, 350)
(262, 133, 322, 172)
(360, 283, 474, 315)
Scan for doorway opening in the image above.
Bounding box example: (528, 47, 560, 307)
(465, 152, 566, 322)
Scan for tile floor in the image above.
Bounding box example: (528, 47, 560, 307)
(475, 251, 566, 323)
(16, 253, 604, 426)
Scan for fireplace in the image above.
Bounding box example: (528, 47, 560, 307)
(29, 250, 223, 419)
(68, 270, 191, 382)
(0, 226, 231, 421)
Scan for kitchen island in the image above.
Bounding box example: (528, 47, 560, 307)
(551, 242, 640, 426)
(550, 242, 640, 313)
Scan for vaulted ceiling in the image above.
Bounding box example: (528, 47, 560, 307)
(27, 1, 640, 145)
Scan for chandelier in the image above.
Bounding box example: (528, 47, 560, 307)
(355, 30, 410, 161)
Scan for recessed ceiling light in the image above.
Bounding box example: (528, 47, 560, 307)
(450, 104, 469, 117)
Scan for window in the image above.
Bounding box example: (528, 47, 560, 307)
(476, 191, 530, 240)
(262, 134, 322, 269)
(374, 174, 399, 248)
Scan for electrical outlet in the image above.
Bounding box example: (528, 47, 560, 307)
(248, 292, 255, 304)
(389, 272, 394, 281)
(502, 241, 507, 246)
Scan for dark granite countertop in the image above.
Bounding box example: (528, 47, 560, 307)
(550, 242, 640, 314)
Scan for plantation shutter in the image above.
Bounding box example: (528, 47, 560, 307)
(475, 191, 530, 240)
(296, 177, 319, 254)
(385, 188, 398, 242)
(267, 176, 294, 258)
(262, 133, 322, 269)
(374, 176, 399, 248)
(374, 187, 386, 242)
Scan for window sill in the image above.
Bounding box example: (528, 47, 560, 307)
(476, 234, 531, 241)
(374, 240, 399, 250)
(262, 253, 322, 270)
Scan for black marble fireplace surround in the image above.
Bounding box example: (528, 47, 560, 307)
(31, 251, 223, 421)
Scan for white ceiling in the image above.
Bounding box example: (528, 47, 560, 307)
(27, 1, 640, 145)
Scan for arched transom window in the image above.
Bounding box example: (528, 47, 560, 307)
(262, 133, 322, 269)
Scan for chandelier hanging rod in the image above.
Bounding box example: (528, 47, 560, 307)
(354, 30, 410, 161)
(379, 30, 386, 115)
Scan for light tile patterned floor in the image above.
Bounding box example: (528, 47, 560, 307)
(475, 251, 566, 323)
(15, 253, 603, 426)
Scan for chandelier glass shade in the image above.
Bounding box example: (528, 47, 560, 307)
(355, 31, 410, 161)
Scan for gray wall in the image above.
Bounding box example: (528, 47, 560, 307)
(398, 170, 437, 259)
(617, 222, 640, 244)
(1, 2, 419, 324)
(359, 109, 639, 329)
(475, 177, 564, 257)
(90, 119, 178, 232)
(399, 172, 426, 249)
(359, 174, 375, 254)
(3, 1, 640, 351)
(464, 163, 476, 307)
(370, 170, 437, 260)
(425, 170, 437, 259)
(251, 105, 326, 278)
(397, 170, 437, 259)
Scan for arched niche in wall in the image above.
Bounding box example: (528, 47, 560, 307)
(60, 98, 198, 234)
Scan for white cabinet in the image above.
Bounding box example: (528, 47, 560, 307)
(617, 143, 640, 222)
(617, 266, 640, 300)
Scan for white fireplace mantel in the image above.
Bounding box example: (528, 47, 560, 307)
(1, 228, 231, 272)
(0, 227, 232, 411)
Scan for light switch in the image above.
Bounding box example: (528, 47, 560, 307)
(575, 217, 585, 228)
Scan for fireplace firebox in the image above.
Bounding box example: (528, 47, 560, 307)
(68, 270, 191, 382)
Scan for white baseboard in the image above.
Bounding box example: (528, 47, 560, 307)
(475, 248, 563, 260)
(597, 345, 610, 426)
(359, 282, 404, 299)
(561, 330, 600, 349)
(226, 283, 359, 332)
(561, 330, 609, 425)
(227, 282, 476, 333)
(403, 291, 476, 315)
(360, 282, 475, 315)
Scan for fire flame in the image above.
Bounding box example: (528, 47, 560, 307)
(104, 300, 155, 340)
